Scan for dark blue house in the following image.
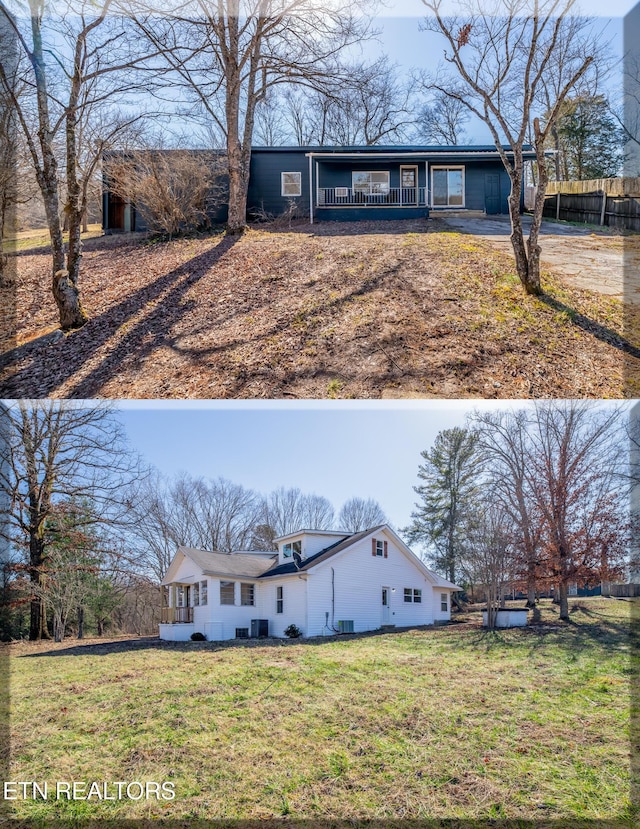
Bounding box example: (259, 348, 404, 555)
(103, 145, 534, 231)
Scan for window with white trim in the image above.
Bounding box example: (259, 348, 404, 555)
(352, 171, 390, 196)
(193, 582, 200, 606)
(283, 540, 302, 558)
(441, 593, 448, 612)
(200, 580, 208, 606)
(276, 585, 283, 614)
(404, 588, 422, 603)
(432, 167, 464, 207)
(281, 172, 301, 197)
(240, 583, 255, 606)
(220, 580, 235, 605)
(375, 539, 384, 557)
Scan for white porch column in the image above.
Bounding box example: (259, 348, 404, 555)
(308, 153, 314, 225)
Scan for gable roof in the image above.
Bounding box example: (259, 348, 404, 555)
(164, 527, 461, 590)
(164, 548, 276, 582)
(259, 526, 385, 578)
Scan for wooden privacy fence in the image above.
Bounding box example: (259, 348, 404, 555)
(601, 581, 640, 598)
(541, 177, 640, 232)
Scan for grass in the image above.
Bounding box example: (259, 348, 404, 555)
(5, 224, 103, 253)
(6, 597, 636, 822)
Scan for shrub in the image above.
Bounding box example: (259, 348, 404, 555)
(190, 631, 206, 641)
(284, 624, 302, 639)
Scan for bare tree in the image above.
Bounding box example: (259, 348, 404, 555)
(464, 500, 517, 628)
(525, 401, 627, 621)
(422, 0, 600, 295)
(338, 497, 387, 532)
(262, 487, 334, 542)
(0, 401, 145, 639)
(0, 1, 159, 329)
(415, 91, 470, 144)
(470, 408, 544, 607)
(133, 1, 374, 233)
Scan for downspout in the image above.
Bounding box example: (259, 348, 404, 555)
(308, 153, 313, 225)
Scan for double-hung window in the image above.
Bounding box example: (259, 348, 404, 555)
(241, 583, 255, 606)
(220, 581, 235, 605)
(200, 580, 208, 606)
(404, 588, 422, 603)
(441, 593, 448, 612)
(281, 172, 301, 197)
(276, 586, 284, 614)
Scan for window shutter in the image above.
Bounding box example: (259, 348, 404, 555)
(384, 541, 388, 558)
(372, 538, 377, 556)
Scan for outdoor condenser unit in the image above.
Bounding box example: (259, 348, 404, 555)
(250, 619, 269, 638)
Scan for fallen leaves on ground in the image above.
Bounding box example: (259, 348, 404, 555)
(0, 219, 637, 398)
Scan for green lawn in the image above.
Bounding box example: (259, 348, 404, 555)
(6, 598, 636, 823)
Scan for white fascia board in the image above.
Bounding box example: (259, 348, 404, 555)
(162, 549, 187, 585)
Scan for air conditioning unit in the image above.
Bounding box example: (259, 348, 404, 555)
(335, 187, 349, 198)
(250, 619, 269, 638)
(338, 620, 354, 633)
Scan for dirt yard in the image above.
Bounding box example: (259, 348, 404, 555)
(1, 219, 638, 398)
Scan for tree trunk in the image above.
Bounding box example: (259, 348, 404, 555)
(558, 581, 569, 621)
(53, 612, 64, 643)
(226, 151, 249, 234)
(77, 606, 84, 639)
(29, 4, 87, 331)
(97, 619, 104, 636)
(507, 170, 542, 296)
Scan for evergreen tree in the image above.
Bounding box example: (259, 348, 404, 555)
(404, 428, 482, 585)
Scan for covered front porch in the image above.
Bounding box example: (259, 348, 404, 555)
(302, 146, 520, 223)
(160, 582, 197, 624)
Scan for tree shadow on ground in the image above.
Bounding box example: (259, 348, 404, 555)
(0, 233, 239, 397)
(540, 293, 640, 356)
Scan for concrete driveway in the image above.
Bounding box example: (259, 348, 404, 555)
(438, 214, 640, 303)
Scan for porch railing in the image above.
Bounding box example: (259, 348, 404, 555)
(161, 606, 194, 624)
(317, 187, 427, 207)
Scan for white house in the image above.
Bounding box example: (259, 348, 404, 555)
(159, 525, 460, 641)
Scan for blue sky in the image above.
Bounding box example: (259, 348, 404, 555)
(117, 401, 531, 532)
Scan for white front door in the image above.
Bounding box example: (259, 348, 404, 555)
(382, 587, 391, 625)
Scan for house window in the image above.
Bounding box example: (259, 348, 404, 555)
(375, 540, 384, 557)
(441, 593, 448, 612)
(276, 586, 283, 614)
(413, 589, 422, 604)
(177, 586, 189, 607)
(432, 167, 464, 207)
(241, 583, 255, 606)
(193, 582, 200, 606)
(281, 172, 301, 197)
(283, 540, 302, 558)
(353, 171, 390, 196)
(201, 580, 208, 606)
(404, 588, 422, 603)
(220, 581, 235, 605)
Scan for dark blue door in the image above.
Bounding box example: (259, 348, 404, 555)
(485, 174, 501, 214)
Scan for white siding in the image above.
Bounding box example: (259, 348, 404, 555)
(208, 579, 261, 639)
(432, 588, 453, 623)
(258, 576, 308, 637)
(305, 533, 435, 637)
(277, 532, 349, 564)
